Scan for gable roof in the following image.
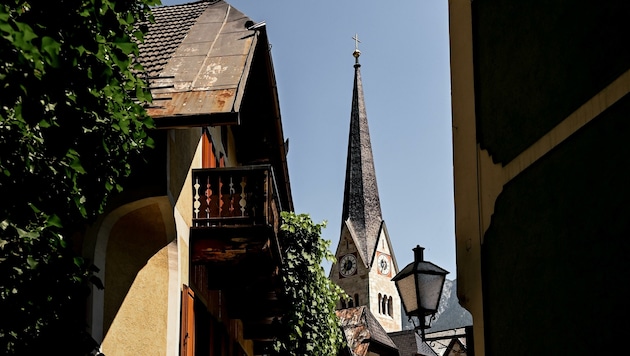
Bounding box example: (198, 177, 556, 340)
(136, 0, 294, 211)
(373, 220, 399, 273)
(337, 306, 398, 356)
(137, 0, 260, 127)
(444, 338, 466, 356)
(388, 330, 439, 356)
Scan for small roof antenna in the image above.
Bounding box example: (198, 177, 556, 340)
(247, 21, 266, 31)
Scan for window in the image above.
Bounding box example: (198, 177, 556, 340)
(381, 294, 387, 316)
(354, 294, 359, 306)
(378, 293, 382, 314)
(388, 296, 393, 316)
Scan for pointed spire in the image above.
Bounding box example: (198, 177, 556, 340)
(341, 37, 383, 265)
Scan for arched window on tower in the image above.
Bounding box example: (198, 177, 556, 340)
(388, 296, 393, 316)
(382, 295, 387, 316)
(348, 298, 354, 308)
(378, 293, 382, 314)
(341, 299, 347, 309)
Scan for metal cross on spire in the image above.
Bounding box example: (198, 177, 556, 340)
(353, 33, 361, 51)
(352, 33, 361, 63)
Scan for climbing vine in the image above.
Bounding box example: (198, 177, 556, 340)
(274, 211, 347, 355)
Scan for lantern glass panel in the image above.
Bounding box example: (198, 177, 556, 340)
(416, 273, 445, 312)
(396, 273, 418, 315)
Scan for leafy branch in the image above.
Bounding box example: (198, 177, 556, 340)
(0, 0, 159, 354)
(274, 212, 347, 355)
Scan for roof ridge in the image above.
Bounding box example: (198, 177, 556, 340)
(154, 0, 220, 9)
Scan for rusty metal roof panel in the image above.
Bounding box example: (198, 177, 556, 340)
(150, 90, 237, 118)
(142, 0, 257, 122)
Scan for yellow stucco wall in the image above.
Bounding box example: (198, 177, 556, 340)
(101, 201, 173, 355)
(168, 128, 202, 291)
(90, 127, 204, 355)
(170, 127, 203, 227)
(448, 0, 486, 354)
(92, 124, 277, 355)
(103, 248, 169, 355)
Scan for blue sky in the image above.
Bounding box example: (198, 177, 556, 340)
(160, 0, 456, 278)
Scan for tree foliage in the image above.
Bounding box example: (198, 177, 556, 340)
(274, 212, 347, 355)
(0, 0, 158, 353)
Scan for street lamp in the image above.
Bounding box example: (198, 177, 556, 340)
(391, 245, 449, 341)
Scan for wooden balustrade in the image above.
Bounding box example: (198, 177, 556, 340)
(192, 164, 281, 229)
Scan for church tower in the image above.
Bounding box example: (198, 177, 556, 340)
(330, 38, 402, 333)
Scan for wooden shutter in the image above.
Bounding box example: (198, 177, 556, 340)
(202, 131, 216, 168)
(181, 285, 195, 356)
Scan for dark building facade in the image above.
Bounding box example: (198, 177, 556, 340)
(449, 1, 630, 354)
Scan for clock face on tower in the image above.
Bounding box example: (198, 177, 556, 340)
(377, 253, 391, 276)
(339, 253, 358, 277)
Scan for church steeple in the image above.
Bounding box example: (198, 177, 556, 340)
(341, 35, 383, 267)
(331, 37, 401, 333)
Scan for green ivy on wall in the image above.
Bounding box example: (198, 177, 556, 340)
(274, 211, 347, 355)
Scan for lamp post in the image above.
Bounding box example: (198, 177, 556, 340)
(391, 245, 449, 341)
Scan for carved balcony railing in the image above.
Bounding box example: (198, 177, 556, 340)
(190, 165, 287, 343)
(192, 165, 282, 229)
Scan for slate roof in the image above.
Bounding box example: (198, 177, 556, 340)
(341, 54, 385, 267)
(337, 306, 398, 356)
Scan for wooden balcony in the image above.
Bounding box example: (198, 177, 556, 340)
(190, 164, 283, 281)
(190, 165, 288, 344)
(192, 164, 282, 229)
